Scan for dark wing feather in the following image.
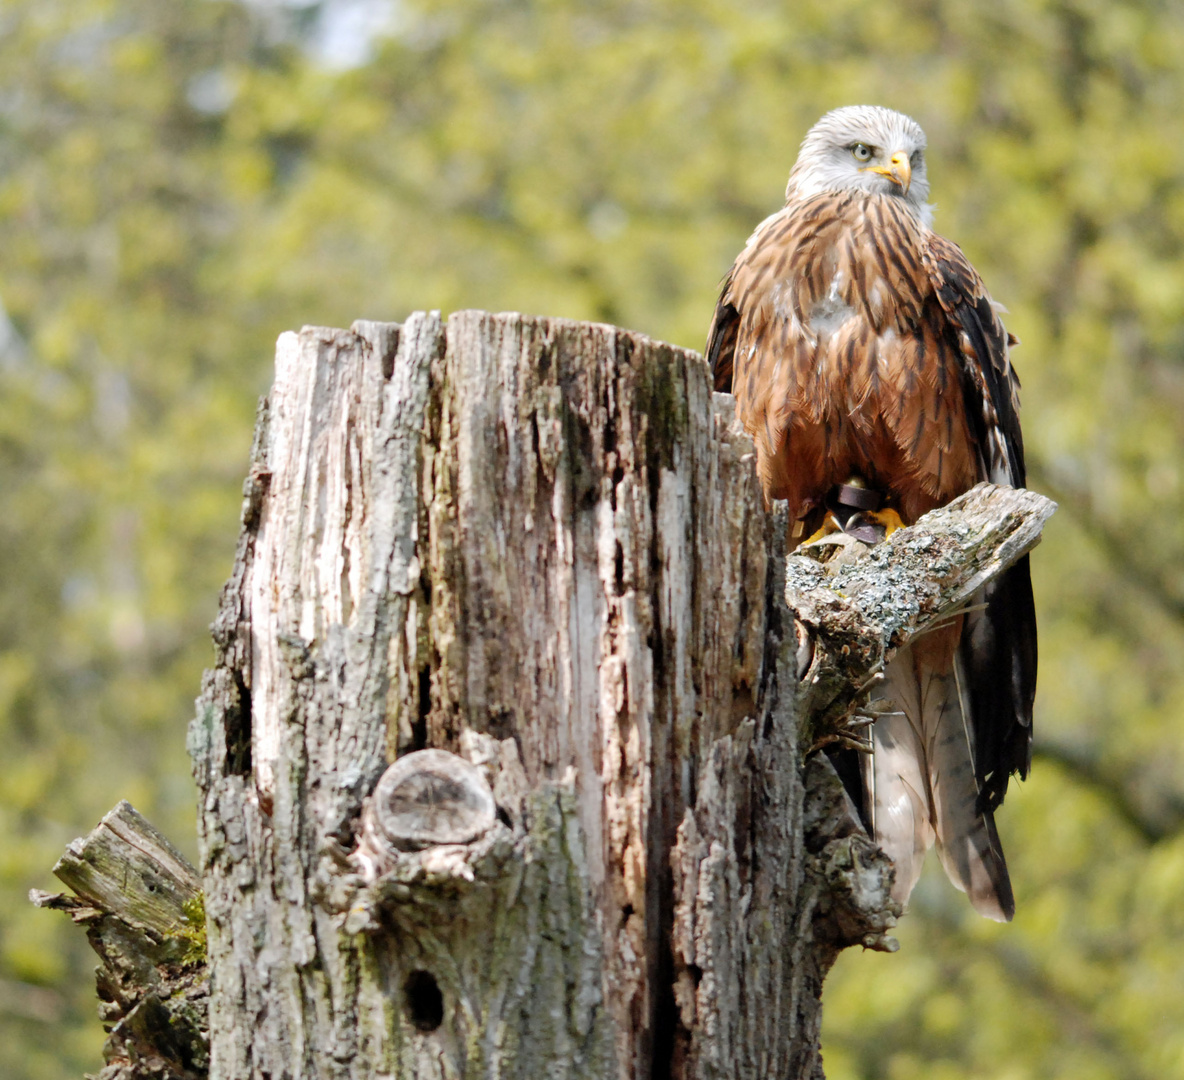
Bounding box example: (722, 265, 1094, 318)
(962, 559, 1037, 812)
(923, 234, 1037, 812)
(923, 234, 1024, 485)
(701, 207, 810, 503)
(706, 280, 739, 393)
(705, 209, 792, 399)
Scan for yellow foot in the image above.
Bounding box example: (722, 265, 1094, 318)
(865, 507, 905, 537)
(801, 512, 842, 546)
(842, 507, 906, 546)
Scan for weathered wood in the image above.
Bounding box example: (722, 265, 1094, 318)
(36, 311, 1056, 1080)
(187, 311, 845, 1080)
(30, 801, 207, 1080)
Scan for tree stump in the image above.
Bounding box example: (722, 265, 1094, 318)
(38, 311, 1054, 1080)
(188, 310, 820, 1079)
(30, 802, 208, 1080)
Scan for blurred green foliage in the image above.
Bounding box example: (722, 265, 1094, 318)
(2, 0, 1184, 1076)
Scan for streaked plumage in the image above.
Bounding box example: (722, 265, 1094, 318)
(708, 105, 1036, 921)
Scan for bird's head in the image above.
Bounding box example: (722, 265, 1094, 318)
(786, 105, 933, 223)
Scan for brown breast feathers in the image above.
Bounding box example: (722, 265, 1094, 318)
(709, 191, 980, 524)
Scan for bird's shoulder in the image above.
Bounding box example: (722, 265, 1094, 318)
(920, 229, 1025, 484)
(707, 193, 856, 390)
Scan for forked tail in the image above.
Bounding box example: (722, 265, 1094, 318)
(864, 640, 1015, 921)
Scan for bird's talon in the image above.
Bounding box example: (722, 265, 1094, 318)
(841, 507, 906, 544)
(801, 512, 843, 547)
(868, 507, 906, 536)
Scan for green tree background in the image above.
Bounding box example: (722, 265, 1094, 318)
(3, 0, 1184, 1076)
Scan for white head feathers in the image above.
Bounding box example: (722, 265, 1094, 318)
(786, 105, 934, 226)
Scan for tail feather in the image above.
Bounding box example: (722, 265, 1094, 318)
(863, 695, 933, 906)
(868, 641, 1015, 921)
(928, 655, 1014, 921)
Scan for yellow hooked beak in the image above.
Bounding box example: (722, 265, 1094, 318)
(865, 151, 912, 193)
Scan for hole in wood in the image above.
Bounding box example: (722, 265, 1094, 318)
(404, 970, 444, 1032)
(793, 618, 814, 681)
(412, 667, 430, 751)
(226, 671, 253, 777)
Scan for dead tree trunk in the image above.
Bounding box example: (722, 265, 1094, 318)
(36, 311, 1054, 1080)
(188, 310, 829, 1080)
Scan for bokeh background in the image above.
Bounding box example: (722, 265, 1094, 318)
(4, 0, 1184, 1076)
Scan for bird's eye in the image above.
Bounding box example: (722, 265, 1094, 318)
(851, 143, 873, 162)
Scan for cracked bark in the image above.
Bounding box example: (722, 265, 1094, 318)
(189, 310, 822, 1080)
(37, 312, 1053, 1079)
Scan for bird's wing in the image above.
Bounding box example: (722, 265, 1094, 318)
(922, 234, 1037, 815)
(704, 205, 815, 500)
(921, 233, 1024, 487)
(706, 209, 785, 396)
(704, 206, 810, 416)
(706, 276, 740, 393)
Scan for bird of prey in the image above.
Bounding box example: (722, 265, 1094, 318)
(707, 105, 1036, 921)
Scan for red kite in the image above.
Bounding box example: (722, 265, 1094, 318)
(708, 106, 1036, 920)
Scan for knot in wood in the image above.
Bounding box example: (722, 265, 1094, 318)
(365, 750, 497, 854)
